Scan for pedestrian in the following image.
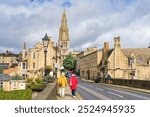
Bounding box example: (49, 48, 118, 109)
(57, 72, 68, 98)
(69, 72, 78, 98)
(106, 74, 112, 84)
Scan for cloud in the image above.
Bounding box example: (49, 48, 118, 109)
(0, 0, 150, 53)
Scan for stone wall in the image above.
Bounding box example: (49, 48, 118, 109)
(32, 81, 58, 100)
(110, 79, 150, 89)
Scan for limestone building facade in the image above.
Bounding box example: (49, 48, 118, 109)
(99, 36, 150, 80)
(0, 50, 19, 68)
(77, 47, 102, 80)
(26, 35, 55, 78)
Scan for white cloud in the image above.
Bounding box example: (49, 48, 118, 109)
(0, 0, 150, 53)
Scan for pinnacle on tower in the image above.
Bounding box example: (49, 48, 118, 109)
(23, 42, 26, 50)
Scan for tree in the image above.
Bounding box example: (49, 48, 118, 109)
(63, 55, 75, 71)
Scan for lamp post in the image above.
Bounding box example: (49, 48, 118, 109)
(129, 58, 134, 80)
(54, 43, 62, 79)
(42, 33, 50, 80)
(52, 56, 55, 79)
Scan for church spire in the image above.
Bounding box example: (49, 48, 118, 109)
(58, 8, 70, 64)
(59, 8, 69, 41)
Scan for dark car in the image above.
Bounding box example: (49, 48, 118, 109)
(95, 76, 100, 83)
(66, 71, 72, 79)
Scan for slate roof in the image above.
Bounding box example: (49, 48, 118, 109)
(0, 74, 11, 81)
(122, 48, 150, 66)
(0, 53, 19, 57)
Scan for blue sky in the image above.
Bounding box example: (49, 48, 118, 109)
(0, 0, 150, 53)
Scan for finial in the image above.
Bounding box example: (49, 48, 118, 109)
(63, 8, 66, 17)
(23, 42, 26, 49)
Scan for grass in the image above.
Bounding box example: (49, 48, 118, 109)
(0, 89, 32, 100)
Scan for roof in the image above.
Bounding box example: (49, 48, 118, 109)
(0, 74, 11, 81)
(122, 48, 150, 66)
(0, 64, 9, 69)
(0, 53, 19, 57)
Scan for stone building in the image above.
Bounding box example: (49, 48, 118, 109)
(0, 50, 19, 68)
(0, 74, 26, 91)
(58, 9, 70, 65)
(27, 35, 55, 78)
(99, 36, 150, 80)
(69, 51, 81, 59)
(77, 47, 102, 80)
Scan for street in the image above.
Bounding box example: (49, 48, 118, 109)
(77, 80, 150, 100)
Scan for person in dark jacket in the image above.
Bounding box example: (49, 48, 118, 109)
(69, 73, 78, 98)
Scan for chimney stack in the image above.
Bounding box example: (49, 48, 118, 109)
(114, 36, 121, 48)
(104, 42, 109, 51)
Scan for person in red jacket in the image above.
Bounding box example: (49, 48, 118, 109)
(69, 73, 78, 98)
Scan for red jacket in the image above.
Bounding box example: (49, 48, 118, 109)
(69, 76, 78, 90)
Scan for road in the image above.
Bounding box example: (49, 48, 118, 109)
(77, 79, 150, 100)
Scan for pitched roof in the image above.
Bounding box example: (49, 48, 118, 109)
(0, 53, 19, 57)
(0, 74, 11, 81)
(122, 48, 150, 66)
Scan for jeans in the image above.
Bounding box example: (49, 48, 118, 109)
(72, 89, 76, 96)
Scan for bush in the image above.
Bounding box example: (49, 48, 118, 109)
(45, 75, 55, 83)
(0, 89, 32, 100)
(30, 84, 47, 91)
(26, 78, 35, 88)
(12, 75, 23, 80)
(45, 65, 52, 75)
(35, 77, 43, 84)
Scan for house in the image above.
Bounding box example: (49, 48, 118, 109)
(0, 74, 26, 91)
(99, 36, 150, 80)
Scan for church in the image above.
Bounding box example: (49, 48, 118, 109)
(18, 9, 70, 78)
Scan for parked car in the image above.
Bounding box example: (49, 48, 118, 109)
(75, 75, 80, 79)
(66, 71, 72, 79)
(95, 76, 100, 83)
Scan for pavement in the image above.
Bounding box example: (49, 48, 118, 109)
(57, 85, 83, 100)
(81, 78, 150, 94)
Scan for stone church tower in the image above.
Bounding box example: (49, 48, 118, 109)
(58, 8, 70, 61)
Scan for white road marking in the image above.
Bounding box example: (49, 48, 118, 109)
(105, 88, 150, 100)
(89, 85, 94, 88)
(78, 85, 111, 100)
(96, 87, 104, 91)
(108, 91, 124, 98)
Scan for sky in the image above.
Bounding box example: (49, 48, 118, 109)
(0, 0, 150, 53)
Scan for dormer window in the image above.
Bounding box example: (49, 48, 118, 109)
(128, 57, 134, 66)
(138, 57, 143, 62)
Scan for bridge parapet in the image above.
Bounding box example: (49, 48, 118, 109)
(32, 81, 58, 100)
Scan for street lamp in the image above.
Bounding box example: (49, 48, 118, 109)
(54, 43, 62, 79)
(42, 33, 50, 79)
(52, 56, 56, 79)
(129, 57, 134, 80)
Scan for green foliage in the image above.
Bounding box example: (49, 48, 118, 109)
(0, 66, 4, 74)
(0, 89, 32, 100)
(45, 65, 52, 75)
(26, 78, 35, 88)
(63, 55, 75, 71)
(34, 77, 43, 84)
(12, 75, 22, 80)
(26, 77, 46, 91)
(30, 84, 47, 91)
